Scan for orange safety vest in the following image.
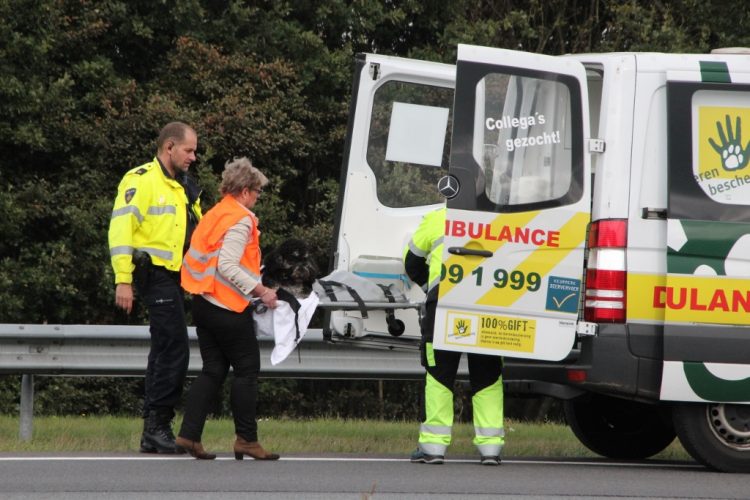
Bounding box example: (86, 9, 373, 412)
(181, 195, 261, 312)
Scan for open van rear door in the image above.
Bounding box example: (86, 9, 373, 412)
(434, 45, 591, 361)
(329, 53, 455, 341)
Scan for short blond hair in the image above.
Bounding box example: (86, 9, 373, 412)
(220, 157, 268, 196)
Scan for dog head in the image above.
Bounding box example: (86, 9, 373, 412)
(261, 238, 319, 296)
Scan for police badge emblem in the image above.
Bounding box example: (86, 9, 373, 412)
(124, 188, 136, 203)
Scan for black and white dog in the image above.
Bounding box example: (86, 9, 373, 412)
(261, 238, 319, 299)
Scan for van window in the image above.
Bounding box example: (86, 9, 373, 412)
(475, 73, 573, 206)
(366, 81, 453, 208)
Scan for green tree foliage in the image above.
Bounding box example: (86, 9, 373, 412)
(2, 0, 750, 416)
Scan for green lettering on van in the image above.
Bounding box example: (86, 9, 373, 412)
(683, 361, 750, 401)
(699, 61, 730, 83)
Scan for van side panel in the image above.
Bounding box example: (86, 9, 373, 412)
(565, 54, 750, 403)
(661, 56, 750, 403)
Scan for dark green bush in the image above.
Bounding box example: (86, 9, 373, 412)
(0, 374, 562, 423)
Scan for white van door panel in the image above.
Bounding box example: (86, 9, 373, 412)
(331, 54, 454, 339)
(434, 45, 591, 361)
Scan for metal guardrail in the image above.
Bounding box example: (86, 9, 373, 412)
(0, 324, 425, 378)
(0, 323, 438, 441)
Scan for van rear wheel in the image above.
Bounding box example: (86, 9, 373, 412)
(673, 403, 750, 473)
(564, 393, 676, 459)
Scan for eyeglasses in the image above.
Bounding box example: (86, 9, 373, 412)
(249, 187, 263, 194)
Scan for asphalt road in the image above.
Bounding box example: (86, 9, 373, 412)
(0, 454, 747, 499)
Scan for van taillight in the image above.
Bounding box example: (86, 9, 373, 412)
(584, 219, 627, 323)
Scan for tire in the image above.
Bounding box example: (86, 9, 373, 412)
(673, 403, 750, 473)
(564, 393, 676, 459)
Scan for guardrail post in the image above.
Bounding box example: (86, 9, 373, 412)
(19, 374, 33, 441)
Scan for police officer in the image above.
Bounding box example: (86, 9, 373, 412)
(108, 122, 202, 454)
(404, 207, 504, 465)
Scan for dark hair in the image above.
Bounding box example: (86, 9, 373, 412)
(157, 122, 195, 152)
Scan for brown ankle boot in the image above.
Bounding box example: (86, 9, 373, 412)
(233, 435, 280, 460)
(175, 436, 216, 460)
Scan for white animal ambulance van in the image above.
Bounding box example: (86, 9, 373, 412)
(329, 44, 750, 472)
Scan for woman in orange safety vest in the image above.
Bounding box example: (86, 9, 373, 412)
(176, 157, 280, 461)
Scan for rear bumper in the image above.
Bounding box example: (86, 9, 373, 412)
(503, 323, 664, 402)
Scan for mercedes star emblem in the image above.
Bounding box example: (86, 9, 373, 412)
(437, 175, 460, 199)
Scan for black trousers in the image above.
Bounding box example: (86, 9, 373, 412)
(137, 266, 190, 418)
(179, 295, 261, 442)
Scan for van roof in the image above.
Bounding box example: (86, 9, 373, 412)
(711, 47, 750, 54)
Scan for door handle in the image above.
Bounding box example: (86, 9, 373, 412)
(447, 247, 493, 257)
(641, 207, 667, 220)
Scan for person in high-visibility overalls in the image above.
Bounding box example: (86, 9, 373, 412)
(404, 207, 505, 465)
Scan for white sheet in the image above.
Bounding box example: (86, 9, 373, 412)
(253, 293, 320, 365)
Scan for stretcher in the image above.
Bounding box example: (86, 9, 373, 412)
(313, 270, 423, 338)
(255, 269, 423, 364)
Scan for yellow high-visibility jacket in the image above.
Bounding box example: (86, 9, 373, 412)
(108, 158, 202, 284)
(404, 207, 445, 292)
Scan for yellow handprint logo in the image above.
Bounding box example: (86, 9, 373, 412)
(709, 115, 750, 171)
(453, 319, 470, 337)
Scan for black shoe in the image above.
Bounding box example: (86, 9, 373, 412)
(139, 435, 158, 454)
(140, 427, 182, 454)
(410, 448, 444, 464)
(480, 455, 501, 466)
(140, 410, 184, 454)
(139, 417, 157, 453)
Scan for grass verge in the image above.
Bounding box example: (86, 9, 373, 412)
(0, 415, 691, 461)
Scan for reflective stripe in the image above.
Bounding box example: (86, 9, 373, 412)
(474, 426, 504, 438)
(140, 247, 173, 261)
(147, 205, 177, 216)
(111, 205, 144, 224)
(183, 262, 253, 299)
(110, 245, 173, 270)
(427, 237, 443, 287)
(188, 247, 220, 264)
(408, 239, 428, 258)
(109, 246, 134, 256)
(182, 261, 217, 281)
(419, 442, 447, 456)
(431, 237, 443, 253)
(420, 424, 451, 436)
(187, 262, 252, 294)
(476, 443, 503, 457)
(187, 247, 259, 281)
